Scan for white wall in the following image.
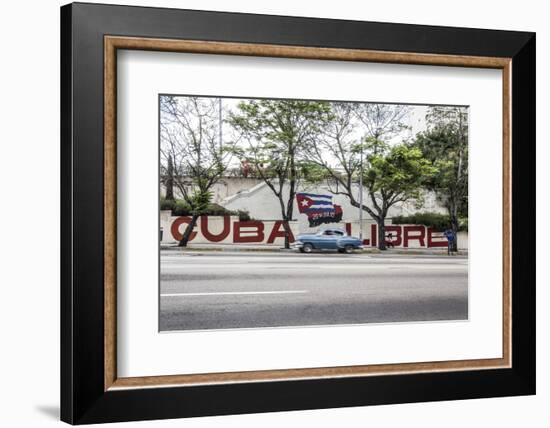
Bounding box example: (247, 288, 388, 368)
(161, 213, 469, 249)
(0, 1, 545, 428)
(222, 181, 447, 228)
(161, 176, 264, 204)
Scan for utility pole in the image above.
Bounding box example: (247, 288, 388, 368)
(359, 143, 363, 242)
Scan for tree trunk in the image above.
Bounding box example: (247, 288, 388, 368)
(377, 220, 387, 250)
(285, 196, 295, 250)
(450, 215, 459, 252)
(165, 156, 175, 201)
(447, 200, 459, 253)
(286, 156, 296, 250)
(178, 214, 199, 247)
(282, 219, 292, 249)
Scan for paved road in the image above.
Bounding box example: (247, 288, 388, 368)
(160, 251, 468, 331)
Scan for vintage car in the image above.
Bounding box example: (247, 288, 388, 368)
(294, 228, 363, 254)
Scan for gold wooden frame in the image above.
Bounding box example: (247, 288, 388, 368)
(104, 36, 512, 391)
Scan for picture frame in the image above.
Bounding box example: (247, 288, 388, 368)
(60, 2, 535, 424)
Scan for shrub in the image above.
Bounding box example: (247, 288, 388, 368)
(392, 212, 468, 231)
(159, 197, 176, 211)
(237, 210, 251, 221)
(172, 200, 193, 216)
(206, 203, 231, 216)
(161, 198, 253, 220)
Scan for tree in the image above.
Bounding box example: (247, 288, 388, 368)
(414, 106, 468, 251)
(353, 103, 411, 142)
(362, 140, 438, 249)
(160, 96, 234, 247)
(164, 155, 175, 201)
(306, 103, 433, 250)
(228, 99, 332, 248)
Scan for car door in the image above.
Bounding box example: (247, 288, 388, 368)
(331, 230, 346, 249)
(320, 231, 338, 249)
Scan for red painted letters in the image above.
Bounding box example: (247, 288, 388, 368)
(200, 216, 231, 242)
(166, 217, 461, 248)
(170, 216, 197, 242)
(427, 228, 448, 247)
(385, 225, 403, 246)
(403, 226, 425, 248)
(233, 221, 265, 243)
(267, 221, 295, 244)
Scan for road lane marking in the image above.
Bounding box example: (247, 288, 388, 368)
(161, 290, 309, 297)
(162, 264, 467, 270)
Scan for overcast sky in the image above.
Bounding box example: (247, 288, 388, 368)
(216, 96, 429, 144)
(160, 95, 456, 170)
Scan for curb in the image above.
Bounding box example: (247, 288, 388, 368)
(160, 246, 467, 256)
(386, 250, 468, 256)
(161, 246, 286, 253)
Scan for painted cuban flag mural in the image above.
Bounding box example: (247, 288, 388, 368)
(296, 193, 343, 227)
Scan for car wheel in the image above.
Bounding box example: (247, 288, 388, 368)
(302, 243, 313, 253)
(344, 245, 354, 254)
(299, 247, 305, 253)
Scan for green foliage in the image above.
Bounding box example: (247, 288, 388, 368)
(301, 101, 435, 240)
(228, 99, 333, 180)
(189, 190, 212, 214)
(172, 200, 192, 216)
(392, 212, 468, 231)
(299, 161, 332, 183)
(199, 203, 227, 216)
(159, 197, 176, 211)
(165, 190, 213, 216)
(161, 198, 252, 220)
(363, 141, 438, 212)
(414, 106, 468, 222)
(229, 99, 335, 250)
(236, 210, 252, 221)
(230, 99, 332, 141)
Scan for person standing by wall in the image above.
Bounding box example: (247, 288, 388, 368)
(444, 228, 456, 255)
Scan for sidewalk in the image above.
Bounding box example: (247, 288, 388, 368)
(161, 242, 468, 256)
(161, 242, 292, 252)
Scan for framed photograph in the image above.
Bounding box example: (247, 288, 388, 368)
(61, 2, 535, 424)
